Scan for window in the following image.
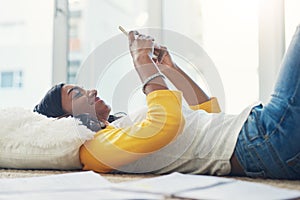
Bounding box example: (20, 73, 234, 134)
(285, 0, 300, 47)
(66, 0, 259, 114)
(0, 0, 54, 108)
(0, 0, 289, 112)
(67, 0, 158, 114)
(160, 0, 259, 113)
(67, 60, 81, 83)
(0, 70, 23, 88)
(1, 72, 13, 88)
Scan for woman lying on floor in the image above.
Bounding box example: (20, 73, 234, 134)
(34, 27, 300, 180)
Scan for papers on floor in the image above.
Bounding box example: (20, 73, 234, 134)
(0, 171, 299, 200)
(0, 171, 162, 200)
(116, 172, 300, 200)
(0, 171, 111, 193)
(116, 172, 234, 195)
(176, 179, 300, 200)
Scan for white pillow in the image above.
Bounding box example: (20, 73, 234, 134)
(0, 107, 95, 170)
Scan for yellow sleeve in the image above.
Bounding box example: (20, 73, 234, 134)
(189, 97, 221, 113)
(79, 90, 185, 173)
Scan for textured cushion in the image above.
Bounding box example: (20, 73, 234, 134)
(0, 107, 95, 170)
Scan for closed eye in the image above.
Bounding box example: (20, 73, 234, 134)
(67, 86, 84, 99)
(72, 89, 83, 99)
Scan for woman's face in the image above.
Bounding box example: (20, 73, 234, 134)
(61, 84, 111, 122)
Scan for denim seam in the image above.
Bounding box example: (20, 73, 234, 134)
(245, 145, 266, 178)
(286, 152, 300, 176)
(253, 109, 267, 138)
(247, 110, 263, 142)
(269, 76, 300, 137)
(269, 25, 300, 136)
(266, 138, 291, 178)
(235, 133, 248, 174)
(268, 103, 290, 138)
(243, 134, 266, 174)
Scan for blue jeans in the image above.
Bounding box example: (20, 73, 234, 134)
(235, 25, 300, 179)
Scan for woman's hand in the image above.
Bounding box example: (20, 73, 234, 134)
(128, 31, 155, 63)
(127, 31, 168, 95)
(153, 44, 210, 105)
(153, 45, 177, 70)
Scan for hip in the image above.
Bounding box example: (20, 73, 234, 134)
(234, 104, 300, 179)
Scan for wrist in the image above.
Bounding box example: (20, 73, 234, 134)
(160, 63, 178, 77)
(142, 72, 166, 94)
(133, 53, 153, 65)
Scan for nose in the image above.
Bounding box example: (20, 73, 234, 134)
(87, 89, 97, 98)
(87, 89, 97, 105)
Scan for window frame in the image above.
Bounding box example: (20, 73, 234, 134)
(258, 0, 285, 103)
(52, 0, 69, 85)
(53, 0, 287, 103)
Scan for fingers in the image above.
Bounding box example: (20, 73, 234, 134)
(128, 31, 161, 60)
(128, 31, 155, 43)
(137, 34, 153, 40)
(128, 31, 156, 56)
(128, 30, 139, 44)
(154, 45, 168, 63)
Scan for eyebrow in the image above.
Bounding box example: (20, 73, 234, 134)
(67, 86, 81, 95)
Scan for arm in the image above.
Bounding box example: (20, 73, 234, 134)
(79, 32, 185, 173)
(80, 90, 184, 173)
(153, 45, 209, 105)
(154, 46, 221, 112)
(128, 31, 167, 95)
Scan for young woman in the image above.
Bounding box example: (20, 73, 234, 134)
(34, 27, 300, 179)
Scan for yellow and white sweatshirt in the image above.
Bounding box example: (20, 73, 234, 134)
(80, 89, 257, 175)
(80, 90, 185, 173)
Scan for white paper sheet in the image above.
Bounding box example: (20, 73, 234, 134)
(115, 172, 300, 200)
(0, 171, 299, 200)
(0, 189, 162, 200)
(0, 171, 162, 200)
(0, 171, 110, 193)
(115, 172, 233, 195)
(176, 179, 300, 200)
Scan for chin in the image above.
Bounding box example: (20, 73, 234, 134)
(104, 105, 112, 114)
(96, 110, 111, 121)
